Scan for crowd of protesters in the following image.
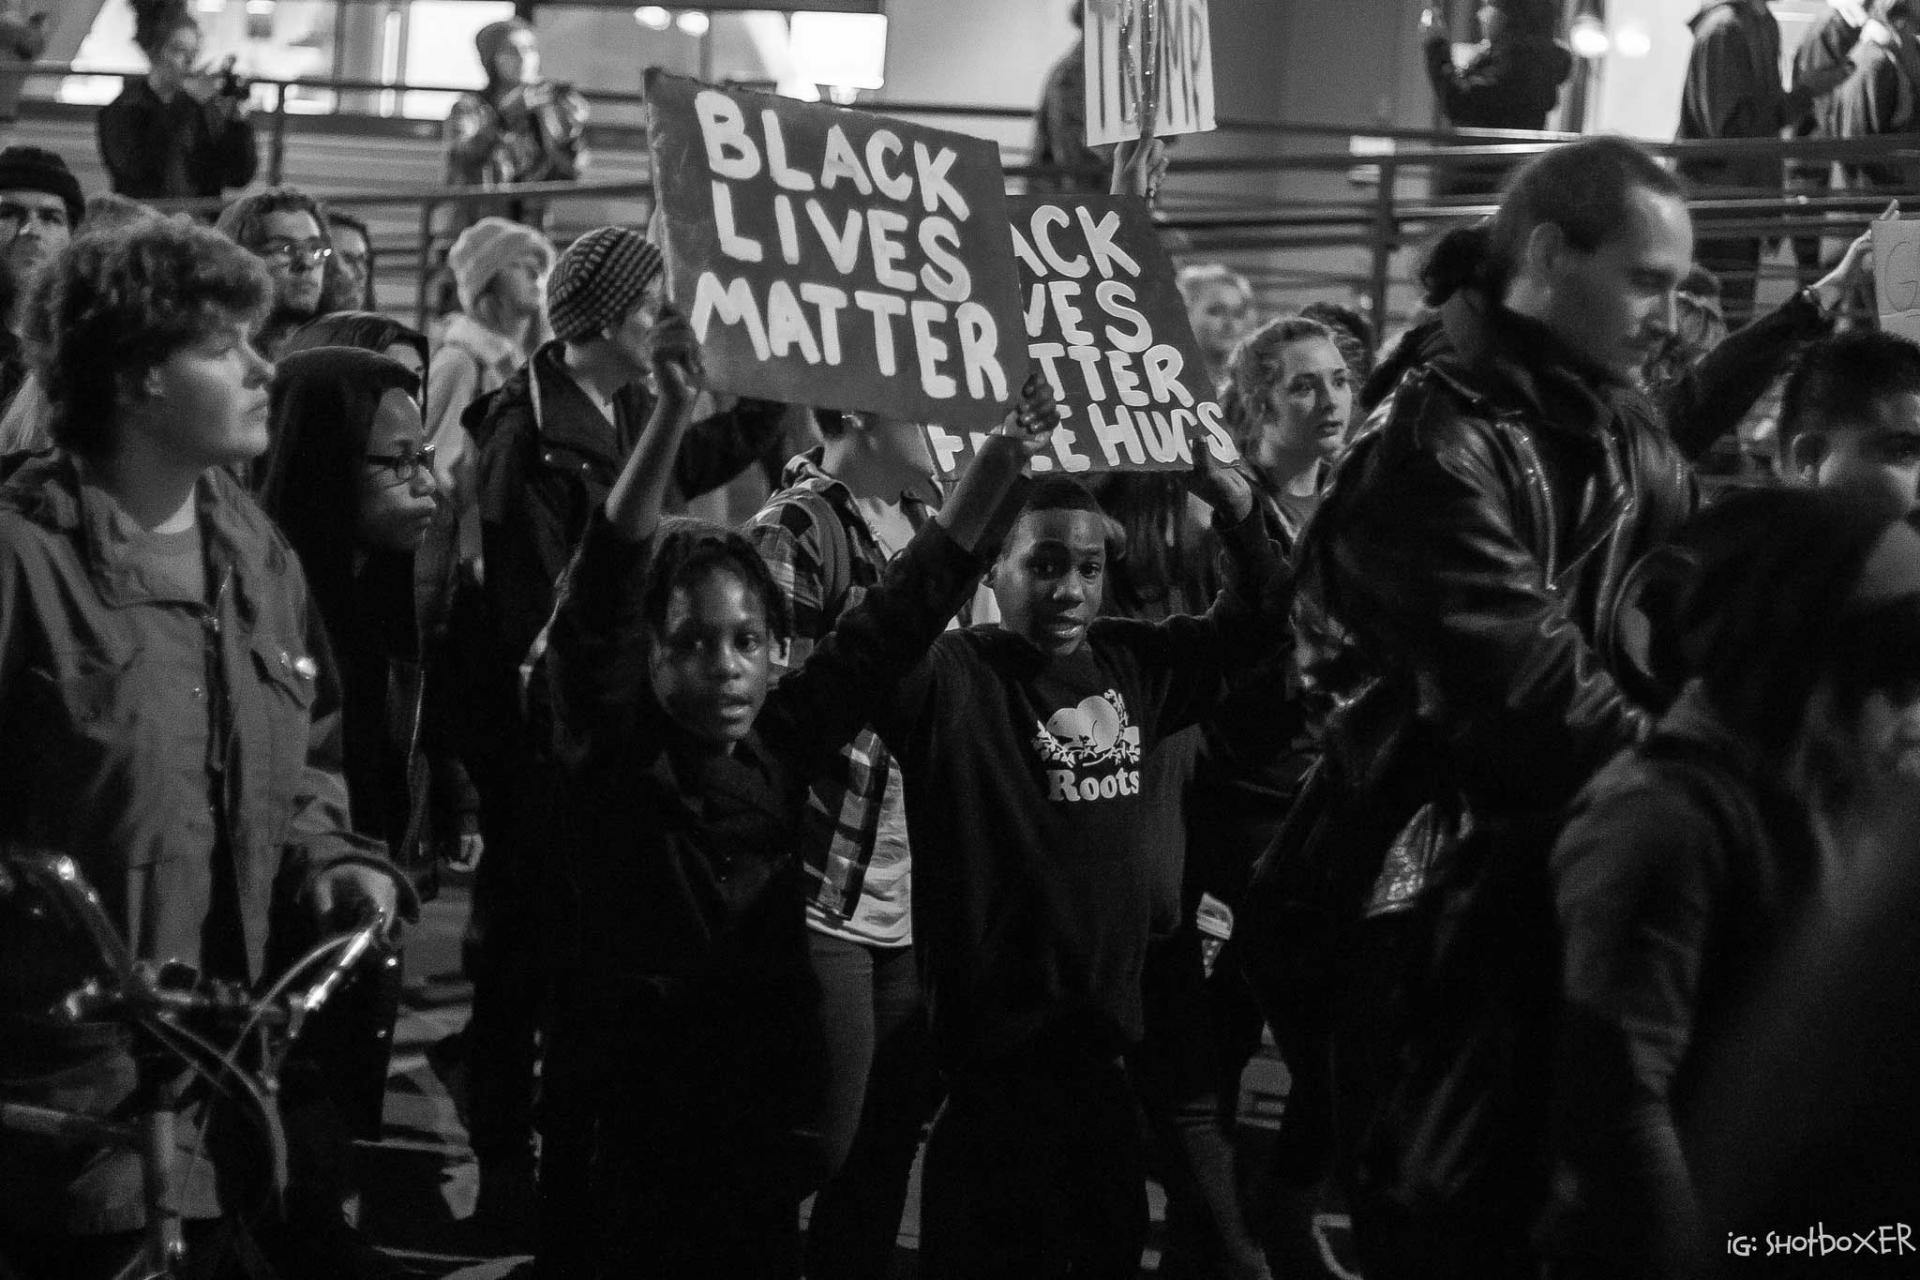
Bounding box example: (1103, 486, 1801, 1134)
(0, 5, 1918, 1280)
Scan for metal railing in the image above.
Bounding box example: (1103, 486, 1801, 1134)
(20, 61, 1920, 331)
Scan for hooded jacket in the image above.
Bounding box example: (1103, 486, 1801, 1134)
(260, 347, 476, 882)
(0, 453, 382, 1232)
(1425, 32, 1573, 131)
(1678, 0, 1808, 190)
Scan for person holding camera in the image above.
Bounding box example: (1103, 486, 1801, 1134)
(96, 0, 259, 203)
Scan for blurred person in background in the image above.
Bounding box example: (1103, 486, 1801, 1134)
(1420, 0, 1572, 197)
(1678, 0, 1852, 325)
(428, 215, 551, 566)
(442, 18, 587, 236)
(215, 186, 331, 360)
(321, 209, 376, 314)
(0, 145, 80, 413)
(1178, 263, 1258, 392)
(1540, 486, 1920, 1278)
(1031, 1, 1106, 194)
(0, 4, 48, 143)
(97, 0, 258, 202)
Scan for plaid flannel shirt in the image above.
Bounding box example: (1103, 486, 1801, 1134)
(747, 452, 902, 932)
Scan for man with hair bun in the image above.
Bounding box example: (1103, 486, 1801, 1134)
(1250, 134, 1842, 1280)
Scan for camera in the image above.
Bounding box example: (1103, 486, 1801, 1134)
(217, 59, 251, 101)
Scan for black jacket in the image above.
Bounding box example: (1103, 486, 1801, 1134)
(466, 342, 785, 712)
(1540, 685, 1821, 1279)
(1678, 0, 1809, 190)
(96, 79, 258, 200)
(1424, 33, 1572, 132)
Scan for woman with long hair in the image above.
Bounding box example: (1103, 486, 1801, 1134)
(1221, 315, 1353, 549)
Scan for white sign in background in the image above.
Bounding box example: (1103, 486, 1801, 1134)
(1083, 0, 1217, 149)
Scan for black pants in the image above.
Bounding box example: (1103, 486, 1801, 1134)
(920, 1035, 1148, 1280)
(1134, 928, 1271, 1280)
(802, 932, 940, 1280)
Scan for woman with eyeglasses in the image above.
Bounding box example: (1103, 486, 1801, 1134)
(260, 347, 457, 896)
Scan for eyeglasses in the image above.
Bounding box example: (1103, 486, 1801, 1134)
(256, 239, 332, 269)
(364, 440, 436, 484)
(0, 202, 69, 236)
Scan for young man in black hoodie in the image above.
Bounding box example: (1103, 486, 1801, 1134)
(883, 461, 1288, 1278)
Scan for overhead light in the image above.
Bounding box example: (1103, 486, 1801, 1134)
(788, 13, 888, 92)
(195, 0, 225, 13)
(634, 6, 671, 28)
(1569, 13, 1610, 59)
(1614, 22, 1652, 59)
(245, 0, 275, 13)
(676, 11, 710, 37)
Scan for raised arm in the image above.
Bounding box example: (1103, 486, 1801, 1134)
(1118, 425, 1295, 737)
(761, 376, 1059, 759)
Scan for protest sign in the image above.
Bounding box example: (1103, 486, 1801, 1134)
(924, 194, 1236, 478)
(1874, 217, 1920, 343)
(645, 71, 1027, 429)
(1084, 0, 1216, 148)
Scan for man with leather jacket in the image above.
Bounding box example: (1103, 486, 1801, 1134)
(1270, 136, 1832, 1280)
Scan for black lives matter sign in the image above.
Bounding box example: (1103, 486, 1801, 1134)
(925, 194, 1235, 477)
(646, 71, 1026, 429)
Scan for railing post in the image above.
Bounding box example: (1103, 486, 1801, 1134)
(416, 197, 436, 333)
(269, 81, 289, 186)
(1369, 156, 1397, 335)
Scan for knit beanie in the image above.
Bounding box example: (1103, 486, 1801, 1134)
(475, 18, 532, 79)
(447, 217, 553, 313)
(547, 226, 664, 344)
(0, 147, 83, 229)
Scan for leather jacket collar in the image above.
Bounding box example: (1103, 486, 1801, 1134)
(1437, 290, 1632, 447)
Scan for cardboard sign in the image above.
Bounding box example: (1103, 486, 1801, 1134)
(1874, 218, 1920, 343)
(1084, 0, 1216, 148)
(924, 194, 1236, 478)
(645, 71, 1027, 429)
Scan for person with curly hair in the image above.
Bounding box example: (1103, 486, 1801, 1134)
(0, 217, 404, 1276)
(96, 0, 257, 202)
(1220, 315, 1351, 549)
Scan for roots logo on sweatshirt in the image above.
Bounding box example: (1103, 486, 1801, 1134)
(1033, 690, 1143, 803)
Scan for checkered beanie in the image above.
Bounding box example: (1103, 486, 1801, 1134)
(547, 226, 664, 344)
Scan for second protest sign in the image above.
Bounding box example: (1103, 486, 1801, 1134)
(646, 70, 1026, 429)
(926, 194, 1236, 477)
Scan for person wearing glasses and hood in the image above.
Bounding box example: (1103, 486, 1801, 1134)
(215, 187, 332, 360)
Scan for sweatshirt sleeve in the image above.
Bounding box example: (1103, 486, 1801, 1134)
(197, 98, 259, 192)
(1109, 506, 1295, 742)
(1540, 775, 1724, 1278)
(544, 511, 660, 775)
(672, 398, 789, 502)
(758, 510, 989, 769)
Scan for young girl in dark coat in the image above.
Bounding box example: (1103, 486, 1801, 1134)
(539, 308, 1057, 1278)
